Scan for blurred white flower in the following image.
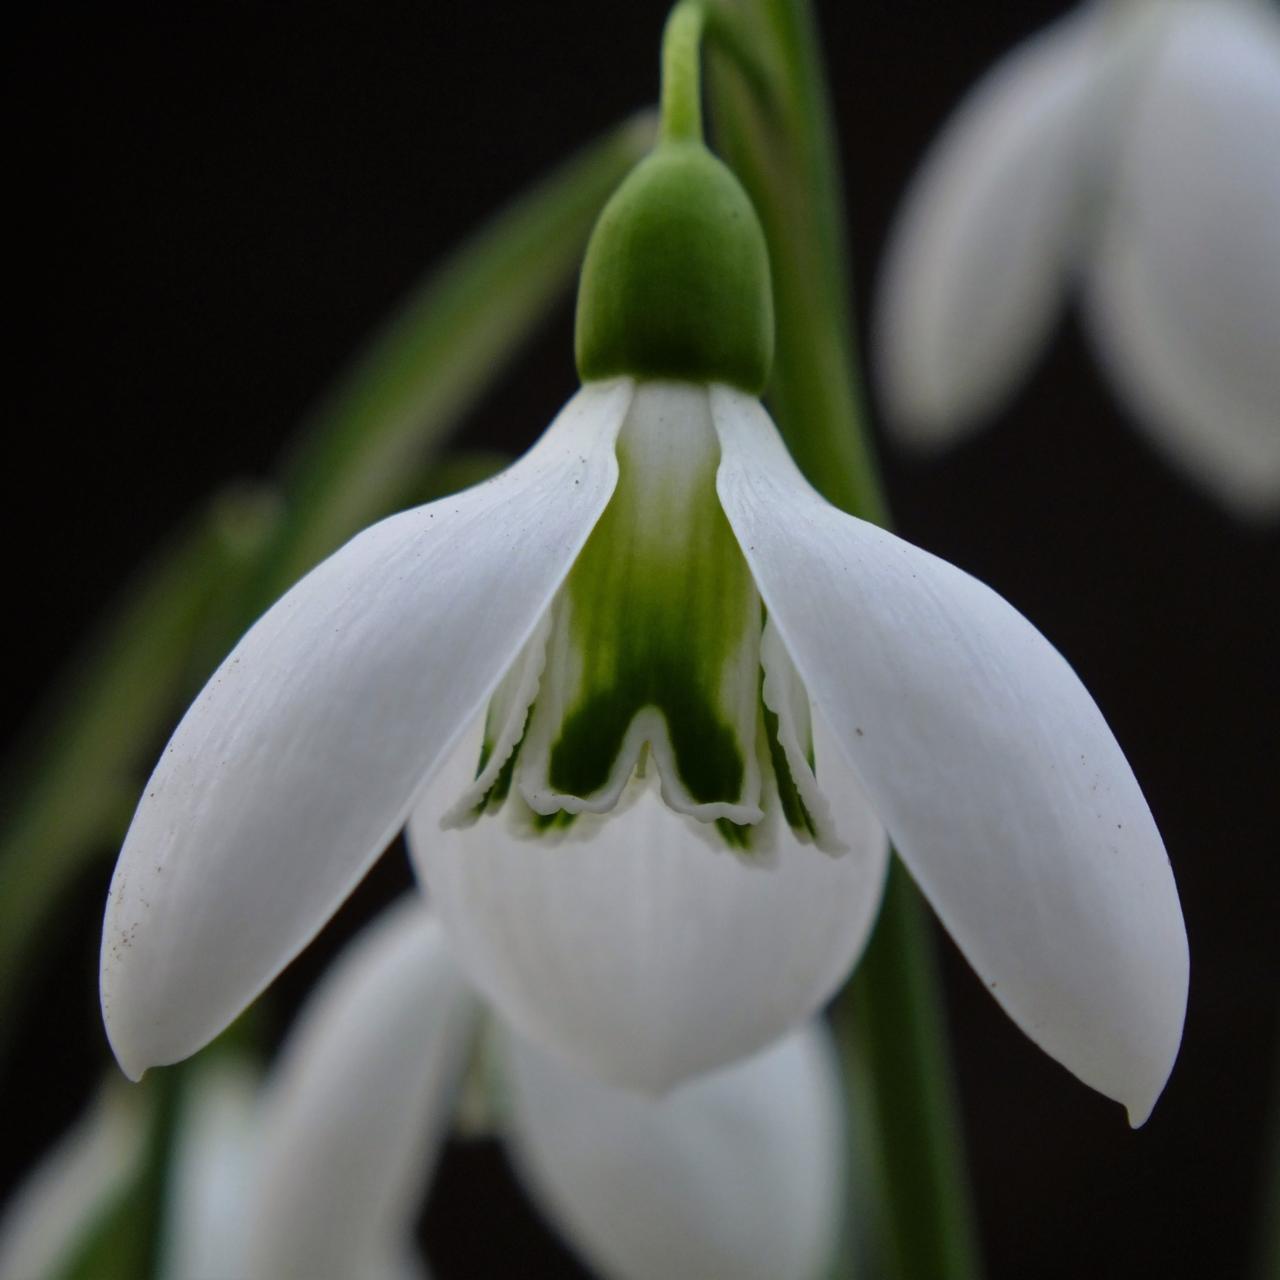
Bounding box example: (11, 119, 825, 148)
(160, 1059, 259, 1280)
(875, 0, 1280, 518)
(246, 898, 846, 1280)
(5, 902, 843, 1280)
(0, 1085, 146, 1280)
(0, 1059, 257, 1280)
(102, 376, 1186, 1123)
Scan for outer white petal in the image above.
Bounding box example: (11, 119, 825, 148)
(410, 719, 887, 1093)
(501, 1021, 844, 1280)
(1084, 1, 1280, 518)
(247, 897, 479, 1280)
(101, 378, 631, 1080)
(712, 388, 1188, 1125)
(874, 11, 1103, 440)
(160, 1058, 259, 1280)
(0, 1085, 146, 1280)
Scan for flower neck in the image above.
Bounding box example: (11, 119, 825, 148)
(572, 3, 775, 394)
(660, 2, 708, 145)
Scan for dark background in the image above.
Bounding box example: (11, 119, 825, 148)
(4, 1, 1277, 1276)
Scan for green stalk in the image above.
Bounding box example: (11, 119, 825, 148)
(839, 862, 982, 1280)
(706, 4, 982, 1277)
(707, 0, 887, 524)
(661, 3, 708, 143)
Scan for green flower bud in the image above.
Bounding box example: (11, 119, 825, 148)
(575, 141, 774, 394)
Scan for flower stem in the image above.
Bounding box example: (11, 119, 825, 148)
(660, 3, 708, 144)
(841, 862, 982, 1279)
(706, 4, 983, 1277)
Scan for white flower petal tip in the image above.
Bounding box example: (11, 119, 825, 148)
(410, 718, 888, 1095)
(99, 379, 632, 1080)
(874, 12, 1102, 444)
(712, 388, 1189, 1123)
(502, 1020, 844, 1280)
(1084, 2, 1280, 522)
(248, 897, 480, 1280)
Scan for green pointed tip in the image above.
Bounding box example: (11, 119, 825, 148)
(574, 142, 774, 394)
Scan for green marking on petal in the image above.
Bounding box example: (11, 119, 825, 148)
(763, 696, 819, 841)
(519, 382, 763, 823)
(549, 670, 745, 803)
(532, 809, 579, 834)
(715, 816, 755, 851)
(479, 747, 520, 815)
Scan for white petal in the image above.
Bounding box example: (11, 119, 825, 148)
(101, 378, 631, 1079)
(410, 718, 887, 1093)
(712, 388, 1188, 1125)
(160, 1058, 260, 1280)
(0, 1085, 147, 1280)
(1083, 1, 1280, 518)
(501, 1021, 844, 1280)
(874, 11, 1103, 440)
(247, 898, 479, 1280)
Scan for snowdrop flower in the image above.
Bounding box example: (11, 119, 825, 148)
(0, 1060, 257, 1280)
(160, 1058, 260, 1280)
(102, 77, 1186, 1124)
(875, 0, 1280, 518)
(0, 1086, 147, 1280)
(247, 898, 844, 1280)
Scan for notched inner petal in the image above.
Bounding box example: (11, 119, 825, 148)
(516, 383, 765, 828)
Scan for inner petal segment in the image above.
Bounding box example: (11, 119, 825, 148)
(518, 382, 764, 825)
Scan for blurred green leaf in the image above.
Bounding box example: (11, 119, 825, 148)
(415, 449, 513, 504)
(708, 0, 886, 524)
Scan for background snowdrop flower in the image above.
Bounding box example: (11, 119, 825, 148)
(101, 9, 1186, 1125)
(249, 898, 478, 1280)
(160, 1057, 260, 1280)
(0, 1085, 147, 1280)
(0, 1059, 257, 1280)
(246, 898, 845, 1280)
(875, 0, 1280, 518)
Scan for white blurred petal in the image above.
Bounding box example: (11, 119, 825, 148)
(713, 388, 1188, 1125)
(247, 898, 479, 1280)
(1084, 1, 1280, 518)
(160, 1058, 259, 1280)
(502, 1020, 843, 1280)
(410, 720, 887, 1093)
(0, 1085, 146, 1280)
(101, 379, 630, 1079)
(875, 11, 1103, 440)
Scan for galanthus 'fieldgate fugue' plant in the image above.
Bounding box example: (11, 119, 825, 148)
(246, 898, 844, 1280)
(875, 0, 1280, 518)
(100, 2, 1187, 1126)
